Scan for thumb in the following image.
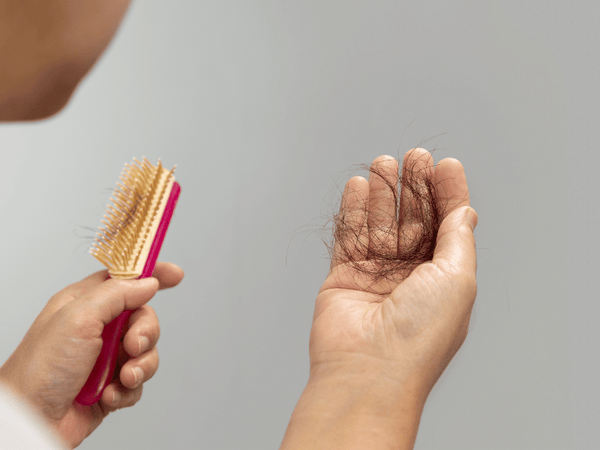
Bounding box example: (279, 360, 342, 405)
(432, 206, 478, 280)
(74, 277, 159, 328)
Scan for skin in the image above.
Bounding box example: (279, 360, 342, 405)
(0, 0, 131, 120)
(281, 149, 478, 450)
(0, 262, 184, 449)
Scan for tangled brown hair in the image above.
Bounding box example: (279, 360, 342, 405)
(325, 149, 457, 289)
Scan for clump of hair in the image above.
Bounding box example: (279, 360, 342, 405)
(327, 151, 448, 289)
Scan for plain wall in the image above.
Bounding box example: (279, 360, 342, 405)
(0, 1, 597, 449)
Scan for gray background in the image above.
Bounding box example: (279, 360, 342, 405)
(0, 1, 596, 449)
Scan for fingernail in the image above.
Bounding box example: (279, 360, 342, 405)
(112, 390, 121, 404)
(138, 336, 150, 354)
(132, 367, 144, 386)
(465, 207, 478, 231)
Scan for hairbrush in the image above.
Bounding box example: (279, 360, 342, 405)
(75, 157, 181, 406)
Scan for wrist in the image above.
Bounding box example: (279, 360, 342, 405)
(281, 359, 426, 450)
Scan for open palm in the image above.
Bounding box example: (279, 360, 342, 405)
(310, 149, 478, 396)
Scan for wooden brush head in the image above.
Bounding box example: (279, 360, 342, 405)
(91, 158, 176, 279)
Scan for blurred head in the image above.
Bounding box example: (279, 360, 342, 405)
(0, 0, 132, 121)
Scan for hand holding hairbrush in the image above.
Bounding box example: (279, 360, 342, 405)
(75, 158, 181, 406)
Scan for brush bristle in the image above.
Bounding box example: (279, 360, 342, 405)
(90, 157, 176, 279)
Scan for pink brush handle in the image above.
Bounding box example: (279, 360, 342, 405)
(75, 181, 181, 406)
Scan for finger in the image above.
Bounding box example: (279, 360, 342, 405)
(367, 155, 400, 256)
(122, 305, 160, 358)
(398, 148, 434, 225)
(119, 346, 159, 390)
(101, 382, 144, 411)
(388, 206, 478, 328)
(152, 262, 185, 290)
(331, 176, 369, 269)
(44, 269, 110, 317)
(59, 261, 181, 299)
(434, 158, 470, 219)
(73, 277, 159, 328)
(432, 206, 478, 286)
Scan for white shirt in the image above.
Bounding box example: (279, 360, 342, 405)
(0, 384, 66, 450)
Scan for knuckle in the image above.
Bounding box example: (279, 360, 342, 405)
(133, 386, 144, 404)
(130, 307, 161, 343)
(142, 308, 161, 340)
(142, 348, 159, 378)
(149, 352, 159, 378)
(122, 387, 143, 408)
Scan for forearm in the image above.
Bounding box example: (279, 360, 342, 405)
(280, 365, 425, 450)
(0, 0, 130, 120)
